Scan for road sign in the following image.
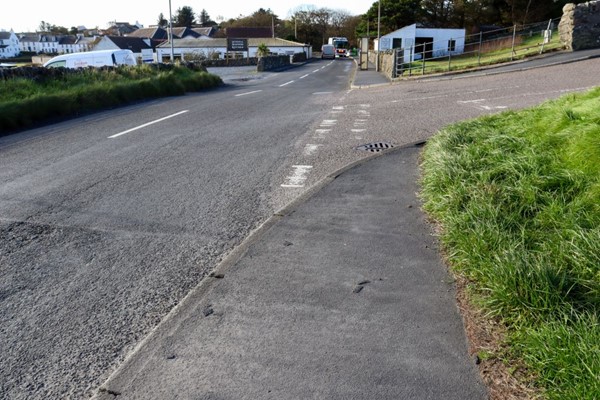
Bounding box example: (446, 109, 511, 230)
(227, 39, 248, 52)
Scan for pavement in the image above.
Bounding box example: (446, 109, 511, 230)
(95, 49, 600, 399)
(96, 145, 488, 399)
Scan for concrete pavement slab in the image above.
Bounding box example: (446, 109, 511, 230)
(96, 145, 487, 400)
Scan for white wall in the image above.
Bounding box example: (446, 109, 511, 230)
(157, 46, 309, 62)
(0, 32, 20, 58)
(379, 24, 465, 62)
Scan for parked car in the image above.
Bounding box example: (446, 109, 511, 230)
(321, 44, 335, 59)
(43, 50, 137, 69)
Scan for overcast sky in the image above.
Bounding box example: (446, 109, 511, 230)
(2, 1, 375, 33)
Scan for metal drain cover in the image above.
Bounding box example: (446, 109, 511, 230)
(355, 142, 394, 152)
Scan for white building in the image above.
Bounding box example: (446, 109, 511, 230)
(376, 24, 465, 62)
(18, 33, 97, 54)
(156, 37, 311, 62)
(0, 30, 20, 58)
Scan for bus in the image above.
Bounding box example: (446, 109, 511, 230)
(327, 37, 350, 58)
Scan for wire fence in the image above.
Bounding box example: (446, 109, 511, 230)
(390, 18, 562, 77)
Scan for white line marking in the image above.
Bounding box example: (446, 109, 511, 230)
(320, 120, 337, 126)
(457, 99, 486, 104)
(313, 92, 333, 95)
(235, 90, 263, 97)
(315, 129, 331, 134)
(333, 106, 345, 110)
(281, 165, 313, 188)
(351, 129, 366, 133)
(300, 74, 309, 79)
(303, 144, 322, 156)
(279, 80, 295, 87)
(313, 69, 320, 73)
(108, 110, 189, 138)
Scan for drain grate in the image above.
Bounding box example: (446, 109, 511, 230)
(355, 142, 394, 152)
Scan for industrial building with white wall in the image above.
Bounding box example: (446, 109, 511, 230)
(376, 24, 466, 62)
(156, 38, 312, 62)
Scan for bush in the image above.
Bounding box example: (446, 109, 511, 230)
(0, 64, 222, 134)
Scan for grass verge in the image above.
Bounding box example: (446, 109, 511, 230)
(420, 88, 600, 399)
(0, 64, 223, 134)
(398, 33, 563, 77)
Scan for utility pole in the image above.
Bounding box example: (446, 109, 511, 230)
(376, 0, 381, 71)
(168, 0, 174, 62)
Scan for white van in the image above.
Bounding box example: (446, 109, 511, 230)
(321, 44, 335, 59)
(43, 50, 137, 69)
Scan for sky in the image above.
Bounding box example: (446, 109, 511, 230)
(1, 0, 375, 33)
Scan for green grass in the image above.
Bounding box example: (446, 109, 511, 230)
(398, 32, 563, 76)
(420, 88, 600, 399)
(0, 64, 222, 133)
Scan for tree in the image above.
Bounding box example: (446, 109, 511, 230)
(312, 8, 331, 45)
(355, 0, 422, 38)
(38, 21, 51, 32)
(198, 9, 216, 26)
(257, 43, 270, 57)
(173, 6, 196, 27)
(157, 13, 168, 28)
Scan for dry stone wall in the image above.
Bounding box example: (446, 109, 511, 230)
(559, 1, 600, 50)
(368, 50, 395, 80)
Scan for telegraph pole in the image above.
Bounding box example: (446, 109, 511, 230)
(168, 0, 174, 62)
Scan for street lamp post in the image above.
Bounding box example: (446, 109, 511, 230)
(376, 0, 381, 72)
(168, 0, 174, 62)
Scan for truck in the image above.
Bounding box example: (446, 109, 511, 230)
(327, 37, 350, 58)
(43, 50, 137, 69)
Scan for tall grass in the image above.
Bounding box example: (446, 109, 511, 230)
(420, 88, 600, 399)
(0, 64, 222, 133)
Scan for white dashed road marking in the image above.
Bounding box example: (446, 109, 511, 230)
(281, 165, 313, 188)
(108, 110, 189, 139)
(235, 90, 262, 97)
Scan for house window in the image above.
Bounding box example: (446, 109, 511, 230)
(448, 39, 456, 52)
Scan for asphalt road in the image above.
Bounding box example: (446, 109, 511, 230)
(1, 56, 599, 399)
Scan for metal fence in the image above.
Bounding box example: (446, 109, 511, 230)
(393, 18, 562, 78)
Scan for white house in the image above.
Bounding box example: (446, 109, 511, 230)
(376, 24, 465, 62)
(93, 36, 154, 62)
(156, 37, 312, 62)
(19, 33, 97, 54)
(0, 30, 20, 58)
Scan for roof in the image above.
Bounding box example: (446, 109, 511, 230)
(169, 27, 199, 39)
(59, 35, 77, 45)
(126, 27, 168, 40)
(225, 27, 273, 38)
(192, 27, 216, 37)
(382, 23, 465, 37)
(105, 36, 151, 52)
(18, 34, 39, 42)
(0, 31, 13, 40)
(158, 37, 308, 48)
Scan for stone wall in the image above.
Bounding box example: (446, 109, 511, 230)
(559, 1, 600, 50)
(368, 50, 396, 80)
(201, 58, 258, 68)
(256, 55, 291, 72)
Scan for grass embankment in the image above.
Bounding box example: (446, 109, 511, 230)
(420, 88, 600, 399)
(0, 64, 222, 133)
(400, 33, 563, 76)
